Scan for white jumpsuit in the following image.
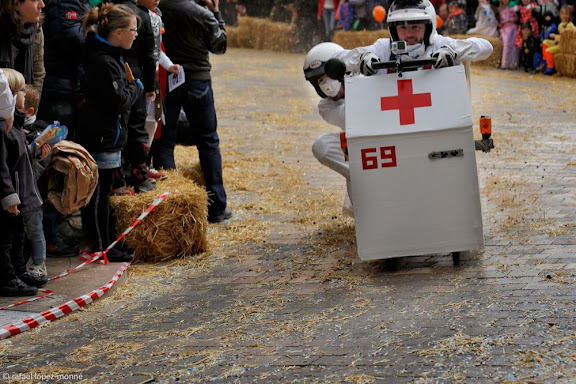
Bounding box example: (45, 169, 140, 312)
(311, 97, 353, 215)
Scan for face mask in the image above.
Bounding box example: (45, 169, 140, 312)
(318, 77, 341, 98)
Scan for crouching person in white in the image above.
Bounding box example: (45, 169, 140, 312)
(303, 42, 354, 217)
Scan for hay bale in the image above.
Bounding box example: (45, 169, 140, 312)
(476, 35, 501, 68)
(261, 20, 295, 51)
(229, 18, 501, 66)
(111, 171, 208, 262)
(448, 34, 501, 68)
(333, 30, 389, 49)
(235, 17, 295, 51)
(560, 28, 576, 53)
(227, 25, 239, 48)
(236, 17, 257, 48)
(555, 53, 576, 77)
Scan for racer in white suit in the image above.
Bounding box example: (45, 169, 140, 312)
(335, 0, 493, 75)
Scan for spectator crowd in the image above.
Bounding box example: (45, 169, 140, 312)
(0, 0, 230, 297)
(222, 0, 575, 73)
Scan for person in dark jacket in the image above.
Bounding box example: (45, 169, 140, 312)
(78, 3, 143, 262)
(0, 68, 47, 296)
(38, 0, 90, 138)
(37, 0, 89, 258)
(155, 0, 232, 223)
(0, 0, 45, 87)
(112, 0, 157, 194)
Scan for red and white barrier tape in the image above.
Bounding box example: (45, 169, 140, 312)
(48, 191, 171, 281)
(0, 262, 130, 340)
(0, 191, 171, 339)
(0, 290, 53, 311)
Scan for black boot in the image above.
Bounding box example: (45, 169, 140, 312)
(0, 278, 38, 296)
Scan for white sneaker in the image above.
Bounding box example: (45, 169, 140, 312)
(27, 262, 47, 279)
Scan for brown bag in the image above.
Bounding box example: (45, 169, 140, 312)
(46, 140, 99, 215)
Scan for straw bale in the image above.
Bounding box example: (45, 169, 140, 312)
(229, 18, 501, 67)
(261, 20, 295, 51)
(110, 171, 208, 262)
(234, 17, 295, 51)
(333, 30, 389, 49)
(555, 53, 576, 77)
(448, 34, 501, 68)
(227, 25, 239, 48)
(560, 28, 576, 53)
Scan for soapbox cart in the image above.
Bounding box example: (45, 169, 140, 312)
(326, 57, 493, 265)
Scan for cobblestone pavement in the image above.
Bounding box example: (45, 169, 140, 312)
(2, 48, 576, 384)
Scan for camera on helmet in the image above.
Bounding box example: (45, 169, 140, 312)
(391, 41, 408, 56)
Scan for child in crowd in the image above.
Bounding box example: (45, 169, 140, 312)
(78, 3, 143, 262)
(136, 0, 179, 177)
(540, 10, 559, 41)
(437, 3, 449, 34)
(519, 22, 541, 71)
(535, 0, 559, 27)
(443, 0, 468, 35)
(499, 0, 520, 68)
(19, 84, 52, 285)
(514, 0, 540, 48)
(438, 2, 449, 21)
(467, 0, 499, 36)
(541, 5, 574, 74)
(20, 84, 79, 258)
(537, 11, 559, 68)
(0, 68, 50, 296)
(336, 0, 355, 31)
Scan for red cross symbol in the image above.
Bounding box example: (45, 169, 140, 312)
(380, 79, 432, 125)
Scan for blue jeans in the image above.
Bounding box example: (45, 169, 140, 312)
(23, 208, 46, 264)
(323, 9, 336, 42)
(153, 79, 227, 216)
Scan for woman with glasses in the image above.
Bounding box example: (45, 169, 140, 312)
(77, 3, 144, 262)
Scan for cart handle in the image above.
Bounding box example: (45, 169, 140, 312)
(325, 57, 438, 81)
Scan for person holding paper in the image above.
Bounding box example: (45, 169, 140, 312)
(155, 0, 232, 223)
(77, 3, 143, 262)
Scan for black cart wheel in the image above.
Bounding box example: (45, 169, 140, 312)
(452, 252, 460, 266)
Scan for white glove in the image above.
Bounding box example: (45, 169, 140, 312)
(359, 52, 379, 76)
(432, 46, 457, 69)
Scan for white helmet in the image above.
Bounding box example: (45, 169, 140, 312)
(387, 0, 437, 47)
(303, 42, 344, 98)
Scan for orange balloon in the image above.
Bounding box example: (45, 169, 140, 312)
(436, 14, 444, 29)
(372, 5, 386, 23)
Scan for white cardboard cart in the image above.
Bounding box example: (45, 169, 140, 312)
(345, 65, 484, 262)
